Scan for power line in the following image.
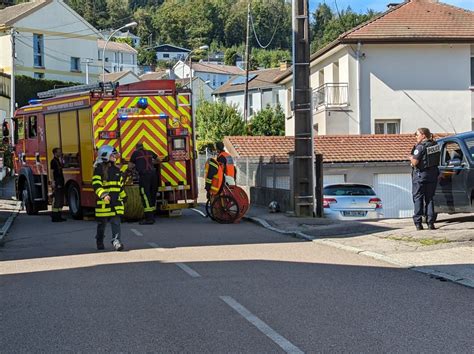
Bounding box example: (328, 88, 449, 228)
(249, 10, 279, 49)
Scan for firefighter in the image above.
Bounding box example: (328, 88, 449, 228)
(50, 147, 66, 222)
(93, 145, 126, 251)
(129, 142, 158, 225)
(215, 141, 236, 185)
(204, 157, 224, 200)
(408, 128, 440, 231)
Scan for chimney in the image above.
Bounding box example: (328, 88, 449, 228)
(279, 61, 290, 71)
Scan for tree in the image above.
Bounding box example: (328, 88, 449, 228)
(248, 104, 285, 136)
(224, 48, 238, 66)
(196, 101, 246, 151)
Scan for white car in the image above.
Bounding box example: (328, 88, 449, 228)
(323, 183, 384, 220)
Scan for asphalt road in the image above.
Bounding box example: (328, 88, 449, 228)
(1, 209, 472, 353)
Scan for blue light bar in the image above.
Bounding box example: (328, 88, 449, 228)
(28, 99, 42, 105)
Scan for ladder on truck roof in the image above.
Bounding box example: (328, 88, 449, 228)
(37, 82, 117, 99)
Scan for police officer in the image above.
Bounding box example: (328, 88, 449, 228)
(50, 147, 66, 222)
(215, 141, 236, 185)
(129, 142, 158, 225)
(408, 128, 440, 230)
(93, 145, 126, 251)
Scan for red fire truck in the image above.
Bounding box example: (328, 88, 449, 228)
(13, 80, 198, 219)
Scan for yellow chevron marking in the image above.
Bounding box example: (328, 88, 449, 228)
(123, 128, 168, 158)
(176, 161, 186, 174)
(160, 169, 177, 185)
(163, 163, 186, 182)
(120, 120, 167, 151)
(93, 100, 115, 125)
(178, 95, 190, 105)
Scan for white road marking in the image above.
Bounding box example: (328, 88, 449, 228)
(130, 228, 143, 236)
(148, 242, 162, 249)
(175, 262, 201, 278)
(191, 208, 207, 217)
(220, 296, 304, 354)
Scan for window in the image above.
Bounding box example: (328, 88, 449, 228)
(441, 142, 464, 166)
(120, 52, 124, 63)
(163, 53, 170, 58)
(33, 34, 44, 67)
(249, 93, 254, 116)
(34, 72, 44, 79)
(28, 116, 37, 138)
(374, 120, 400, 134)
(98, 50, 102, 60)
(70, 57, 80, 72)
(471, 57, 474, 86)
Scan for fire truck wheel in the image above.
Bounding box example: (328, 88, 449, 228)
(67, 183, 83, 220)
(22, 183, 38, 215)
(123, 185, 144, 220)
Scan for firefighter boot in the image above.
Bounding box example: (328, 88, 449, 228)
(139, 212, 155, 225)
(112, 236, 124, 251)
(52, 212, 66, 222)
(96, 236, 105, 250)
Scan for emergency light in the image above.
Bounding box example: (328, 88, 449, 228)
(137, 97, 148, 109)
(28, 99, 42, 105)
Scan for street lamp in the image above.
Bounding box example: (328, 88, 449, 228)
(101, 21, 137, 82)
(188, 45, 209, 89)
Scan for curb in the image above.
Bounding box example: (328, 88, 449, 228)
(245, 216, 474, 289)
(0, 201, 22, 246)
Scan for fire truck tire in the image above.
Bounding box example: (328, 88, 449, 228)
(22, 183, 38, 215)
(123, 185, 144, 220)
(67, 183, 83, 220)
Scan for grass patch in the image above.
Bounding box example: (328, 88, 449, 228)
(386, 236, 451, 246)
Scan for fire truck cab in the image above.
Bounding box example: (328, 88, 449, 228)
(13, 80, 198, 218)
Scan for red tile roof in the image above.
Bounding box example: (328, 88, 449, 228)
(344, 0, 474, 42)
(224, 134, 450, 163)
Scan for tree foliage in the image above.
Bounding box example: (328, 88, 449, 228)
(248, 104, 285, 136)
(196, 100, 246, 151)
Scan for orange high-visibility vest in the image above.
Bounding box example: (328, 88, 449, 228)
(204, 158, 224, 195)
(217, 151, 236, 179)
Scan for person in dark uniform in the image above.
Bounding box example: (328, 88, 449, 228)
(129, 142, 158, 225)
(50, 147, 66, 222)
(93, 145, 126, 251)
(408, 128, 440, 230)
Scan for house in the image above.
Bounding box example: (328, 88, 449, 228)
(206, 51, 244, 67)
(98, 39, 138, 75)
(172, 60, 244, 90)
(140, 69, 169, 81)
(114, 30, 140, 48)
(155, 44, 190, 62)
(0, 72, 9, 120)
(175, 77, 213, 117)
(224, 133, 449, 218)
(213, 67, 288, 118)
(100, 70, 140, 85)
(276, 0, 474, 136)
(0, 0, 102, 84)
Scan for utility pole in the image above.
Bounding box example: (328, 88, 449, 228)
(292, 0, 314, 217)
(9, 28, 16, 146)
(82, 58, 93, 84)
(243, 1, 251, 124)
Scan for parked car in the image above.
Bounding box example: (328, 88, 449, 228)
(323, 183, 383, 220)
(434, 131, 474, 214)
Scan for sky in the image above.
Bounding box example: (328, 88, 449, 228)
(309, 0, 474, 13)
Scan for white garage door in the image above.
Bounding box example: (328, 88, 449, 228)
(374, 173, 413, 218)
(323, 174, 345, 186)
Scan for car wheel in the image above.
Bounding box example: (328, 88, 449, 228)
(68, 183, 83, 220)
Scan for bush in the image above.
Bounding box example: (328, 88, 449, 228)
(248, 104, 285, 136)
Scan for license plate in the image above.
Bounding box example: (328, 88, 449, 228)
(342, 211, 367, 217)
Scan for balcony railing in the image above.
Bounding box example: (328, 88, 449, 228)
(313, 83, 349, 111)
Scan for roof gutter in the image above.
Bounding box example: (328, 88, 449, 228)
(356, 41, 362, 135)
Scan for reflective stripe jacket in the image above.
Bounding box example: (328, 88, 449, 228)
(217, 151, 236, 179)
(204, 158, 224, 196)
(92, 162, 127, 218)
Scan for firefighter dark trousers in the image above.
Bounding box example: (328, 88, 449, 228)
(96, 216, 121, 241)
(51, 187, 64, 220)
(412, 180, 437, 225)
(139, 171, 158, 220)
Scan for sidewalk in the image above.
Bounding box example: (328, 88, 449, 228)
(245, 206, 474, 288)
(0, 176, 21, 246)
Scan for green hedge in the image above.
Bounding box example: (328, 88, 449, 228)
(15, 75, 79, 108)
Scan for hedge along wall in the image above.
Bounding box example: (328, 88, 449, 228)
(15, 75, 79, 108)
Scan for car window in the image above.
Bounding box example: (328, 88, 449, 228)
(464, 137, 474, 161)
(441, 141, 464, 166)
(323, 185, 376, 196)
